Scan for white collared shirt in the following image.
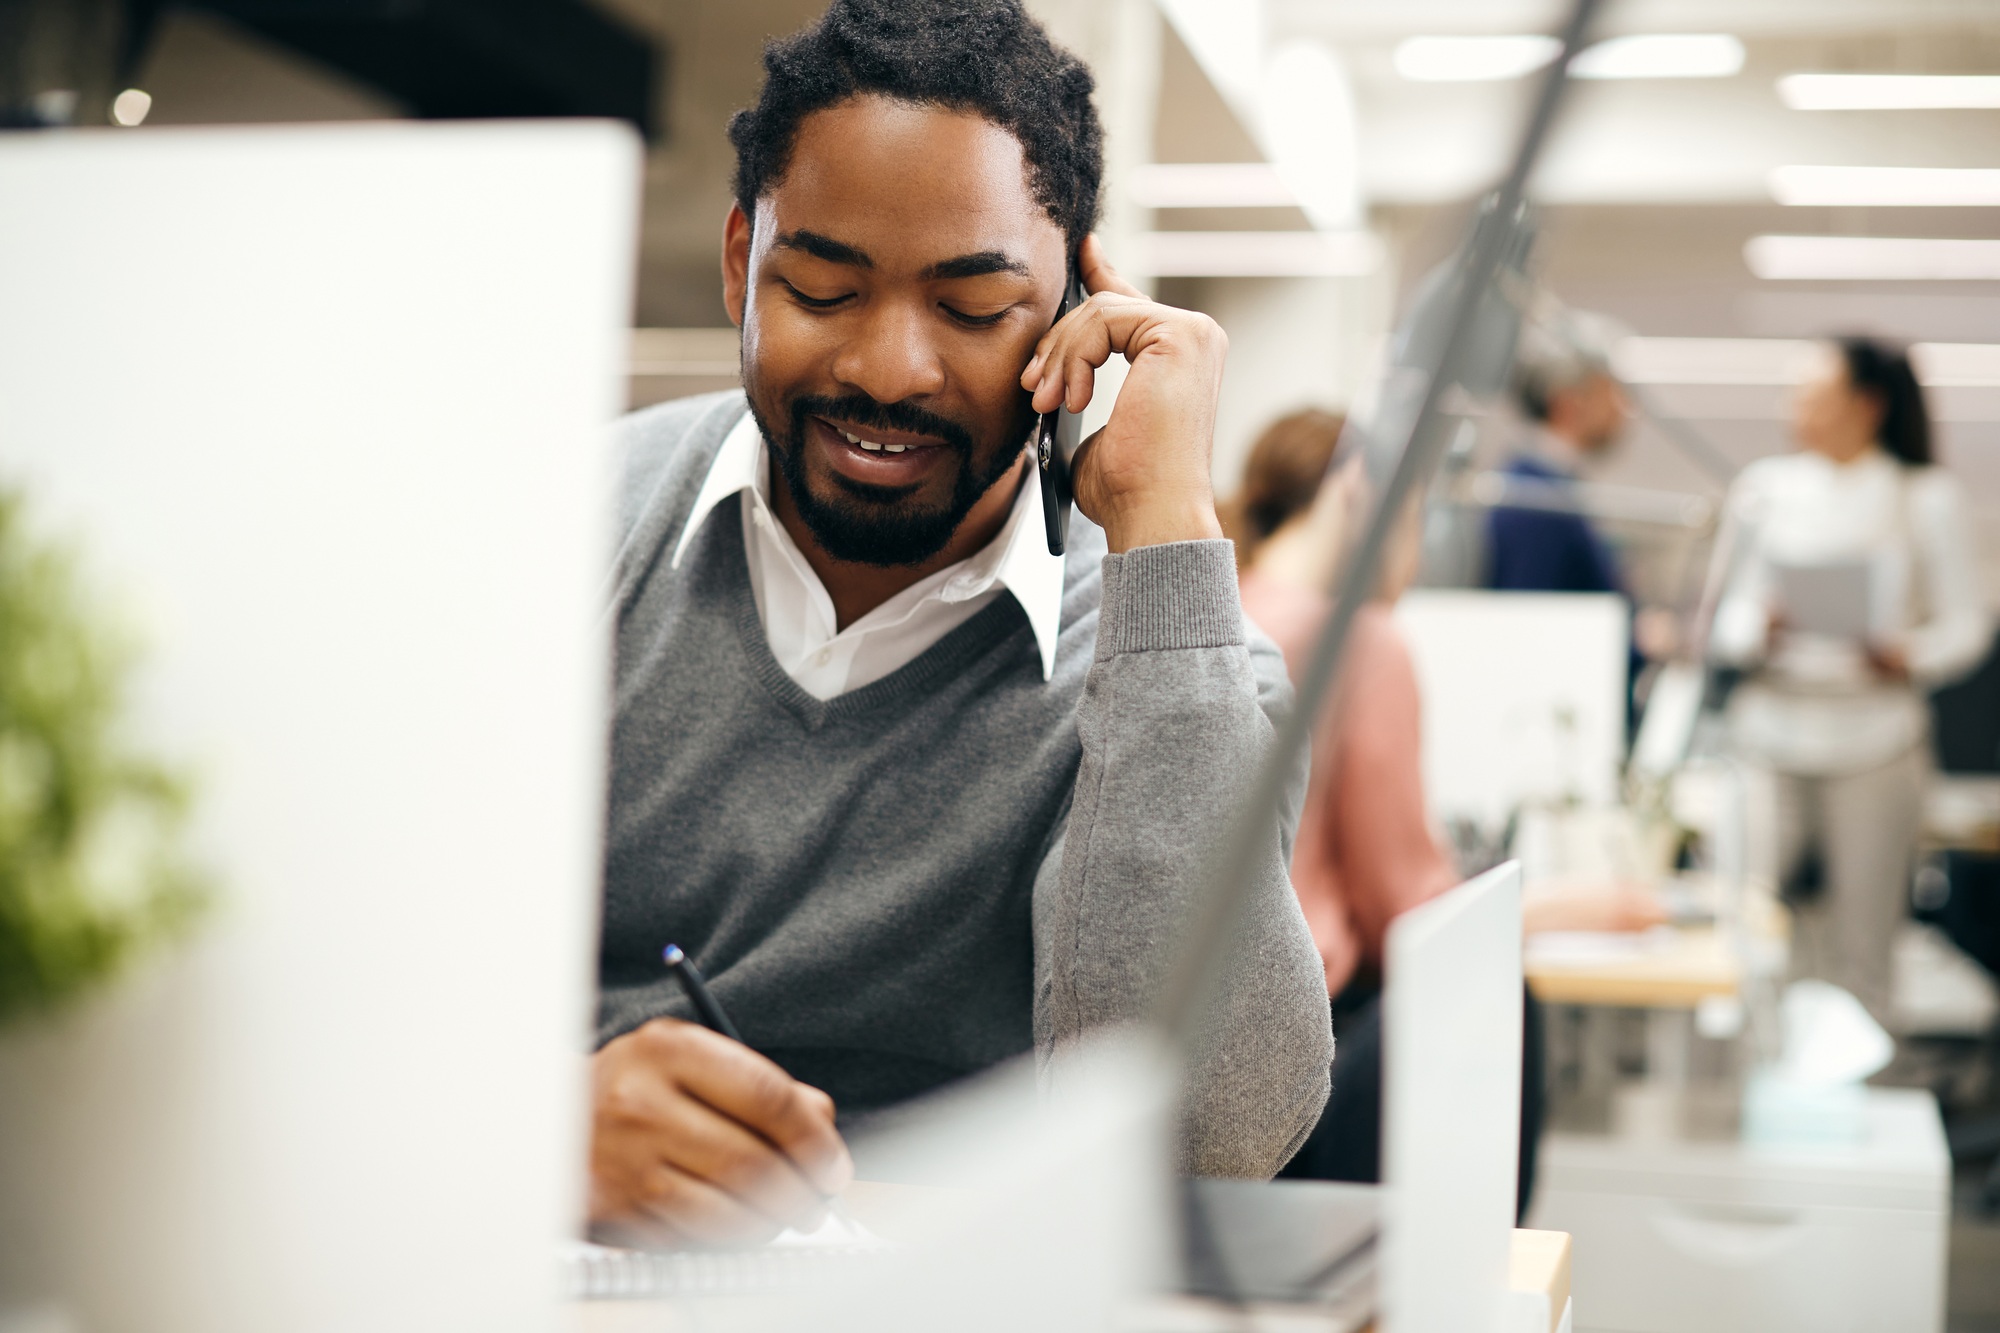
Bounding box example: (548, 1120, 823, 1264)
(671, 411, 1066, 700)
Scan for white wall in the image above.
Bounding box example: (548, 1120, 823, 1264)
(1193, 270, 1395, 495)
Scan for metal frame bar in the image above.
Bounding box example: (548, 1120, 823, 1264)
(1157, 0, 1609, 1046)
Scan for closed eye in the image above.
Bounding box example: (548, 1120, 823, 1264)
(942, 305, 1009, 328)
(780, 279, 850, 310)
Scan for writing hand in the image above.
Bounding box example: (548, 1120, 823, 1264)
(588, 1017, 852, 1248)
(1021, 234, 1227, 553)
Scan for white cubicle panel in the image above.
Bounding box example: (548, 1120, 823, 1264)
(1532, 1088, 1949, 1333)
(1382, 863, 1525, 1333)
(1395, 592, 1629, 832)
(0, 124, 637, 1333)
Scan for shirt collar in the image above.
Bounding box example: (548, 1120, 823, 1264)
(1524, 424, 1588, 476)
(672, 409, 766, 571)
(670, 407, 1066, 679)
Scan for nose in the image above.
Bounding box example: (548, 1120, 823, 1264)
(829, 296, 948, 406)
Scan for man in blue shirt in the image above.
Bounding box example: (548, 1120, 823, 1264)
(1486, 305, 1632, 594)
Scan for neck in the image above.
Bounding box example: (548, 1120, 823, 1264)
(1812, 437, 1876, 466)
(1539, 423, 1591, 462)
(771, 453, 1028, 630)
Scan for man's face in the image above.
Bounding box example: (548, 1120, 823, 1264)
(723, 95, 1070, 567)
(1551, 372, 1631, 455)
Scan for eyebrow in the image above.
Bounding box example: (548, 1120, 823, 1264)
(774, 229, 873, 268)
(772, 231, 1031, 282)
(922, 250, 1032, 280)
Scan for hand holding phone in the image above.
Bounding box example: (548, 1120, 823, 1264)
(1022, 236, 1227, 556)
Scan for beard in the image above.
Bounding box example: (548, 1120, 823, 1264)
(746, 389, 1032, 568)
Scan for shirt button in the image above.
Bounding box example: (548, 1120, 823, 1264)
(813, 648, 831, 666)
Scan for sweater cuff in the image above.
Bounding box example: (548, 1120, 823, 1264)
(1096, 539, 1246, 660)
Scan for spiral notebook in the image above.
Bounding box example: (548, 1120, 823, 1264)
(560, 1215, 896, 1299)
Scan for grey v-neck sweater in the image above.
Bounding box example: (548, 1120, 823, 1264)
(599, 392, 1331, 1177)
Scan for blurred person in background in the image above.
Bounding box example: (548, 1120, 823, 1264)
(1488, 303, 1633, 596)
(1710, 337, 1990, 1023)
(1227, 409, 1665, 1212)
(1491, 301, 1678, 721)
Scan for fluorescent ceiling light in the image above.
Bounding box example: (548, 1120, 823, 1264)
(1771, 166, 2000, 207)
(1395, 33, 1744, 84)
(1745, 235, 2000, 281)
(1613, 337, 1818, 385)
(1570, 34, 1743, 81)
(1615, 337, 2000, 388)
(1128, 163, 1296, 210)
(1911, 342, 2000, 388)
(1778, 74, 2000, 110)
(1394, 35, 1558, 83)
(1125, 231, 1382, 278)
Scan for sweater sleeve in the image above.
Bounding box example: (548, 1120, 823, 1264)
(1031, 539, 1333, 1179)
(1905, 470, 1992, 688)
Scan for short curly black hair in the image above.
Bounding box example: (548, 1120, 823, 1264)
(727, 0, 1103, 255)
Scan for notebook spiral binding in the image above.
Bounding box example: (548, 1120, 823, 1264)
(560, 1241, 895, 1300)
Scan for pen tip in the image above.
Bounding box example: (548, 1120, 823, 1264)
(662, 944, 684, 966)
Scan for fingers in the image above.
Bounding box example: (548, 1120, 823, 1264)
(668, 1029, 853, 1197)
(610, 1165, 789, 1250)
(651, 1084, 831, 1228)
(1079, 233, 1144, 300)
(797, 1082, 838, 1124)
(588, 1018, 854, 1243)
(1020, 233, 1143, 413)
(1022, 294, 1120, 414)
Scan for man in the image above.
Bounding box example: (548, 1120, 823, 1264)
(589, 0, 1331, 1247)
(1486, 301, 1633, 595)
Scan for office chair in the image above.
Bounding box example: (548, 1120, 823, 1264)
(1923, 627, 2000, 1212)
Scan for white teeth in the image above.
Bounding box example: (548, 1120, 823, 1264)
(834, 425, 901, 452)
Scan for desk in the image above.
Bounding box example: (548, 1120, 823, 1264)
(1526, 926, 1740, 1009)
(1506, 1228, 1573, 1333)
(556, 1186, 1573, 1333)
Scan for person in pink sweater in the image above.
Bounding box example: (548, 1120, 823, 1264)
(1227, 411, 1457, 999)
(1225, 410, 1548, 1205)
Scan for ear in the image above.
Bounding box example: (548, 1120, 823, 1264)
(721, 203, 752, 329)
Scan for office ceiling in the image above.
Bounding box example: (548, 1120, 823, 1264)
(1270, 0, 1995, 40)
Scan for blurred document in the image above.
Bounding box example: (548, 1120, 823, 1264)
(1773, 559, 1871, 639)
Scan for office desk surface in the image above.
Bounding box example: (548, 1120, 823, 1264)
(557, 1184, 1572, 1333)
(1525, 925, 1741, 1008)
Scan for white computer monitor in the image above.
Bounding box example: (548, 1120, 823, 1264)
(0, 122, 637, 1333)
(1395, 592, 1629, 830)
(1381, 862, 1525, 1333)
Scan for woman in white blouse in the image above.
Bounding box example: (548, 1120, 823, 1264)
(1710, 337, 1990, 1021)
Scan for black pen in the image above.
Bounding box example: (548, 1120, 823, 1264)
(660, 943, 859, 1230)
(661, 943, 743, 1042)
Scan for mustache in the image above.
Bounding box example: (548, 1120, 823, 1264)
(788, 394, 978, 456)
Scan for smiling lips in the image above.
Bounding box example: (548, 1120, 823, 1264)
(810, 415, 952, 484)
(834, 425, 933, 453)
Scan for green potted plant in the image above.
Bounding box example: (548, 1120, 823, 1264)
(0, 484, 206, 1028)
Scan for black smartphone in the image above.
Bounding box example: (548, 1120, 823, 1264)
(1035, 267, 1088, 556)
